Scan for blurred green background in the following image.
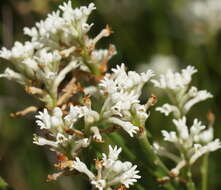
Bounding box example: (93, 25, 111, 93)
(0, 0, 221, 189)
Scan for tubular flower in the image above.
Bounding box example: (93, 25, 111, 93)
(0, 1, 115, 106)
(72, 146, 141, 190)
(152, 66, 213, 117)
(99, 63, 154, 137)
(154, 117, 221, 176)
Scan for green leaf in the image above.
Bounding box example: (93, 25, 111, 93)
(0, 177, 8, 188)
(0, 177, 14, 190)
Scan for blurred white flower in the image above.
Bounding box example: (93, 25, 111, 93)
(188, 0, 221, 33)
(137, 54, 178, 76)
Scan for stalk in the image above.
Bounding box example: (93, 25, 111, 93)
(201, 154, 209, 190)
(186, 167, 196, 190)
(136, 128, 177, 190)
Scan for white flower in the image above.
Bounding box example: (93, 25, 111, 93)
(0, 41, 40, 61)
(35, 109, 52, 130)
(72, 146, 140, 190)
(153, 143, 181, 163)
(22, 58, 39, 73)
(76, 138, 90, 148)
(73, 157, 95, 179)
(113, 64, 154, 92)
(151, 66, 197, 91)
(110, 91, 139, 117)
(91, 179, 106, 190)
(99, 64, 152, 133)
(91, 49, 108, 62)
(35, 107, 65, 130)
(56, 133, 68, 144)
(152, 66, 213, 115)
(187, 0, 221, 32)
(156, 104, 180, 117)
(23, 26, 38, 40)
(184, 90, 213, 113)
(173, 117, 189, 140)
(103, 146, 141, 188)
(36, 106, 99, 131)
(190, 139, 221, 164)
(100, 63, 154, 96)
(51, 107, 64, 127)
(107, 117, 139, 137)
(59, 2, 95, 22)
(198, 128, 214, 144)
(0, 47, 11, 59)
(0, 68, 26, 85)
(64, 105, 86, 126)
(83, 107, 100, 125)
(131, 103, 149, 125)
(144, 54, 178, 75)
(23, 1, 96, 48)
(190, 119, 206, 137)
(33, 135, 57, 148)
(103, 146, 122, 165)
(91, 126, 103, 142)
(116, 165, 141, 188)
(35, 107, 70, 132)
(36, 48, 61, 66)
(99, 75, 117, 94)
(161, 130, 178, 143)
(66, 105, 99, 127)
(158, 117, 221, 171)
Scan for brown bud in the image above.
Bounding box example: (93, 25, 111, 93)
(156, 176, 170, 185)
(117, 185, 126, 190)
(207, 111, 215, 127)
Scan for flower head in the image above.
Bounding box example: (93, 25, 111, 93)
(72, 146, 140, 190)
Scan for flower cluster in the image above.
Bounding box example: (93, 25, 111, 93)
(152, 64, 220, 179)
(152, 66, 213, 118)
(99, 64, 154, 136)
(32, 62, 151, 189)
(34, 105, 99, 156)
(154, 117, 221, 176)
(24, 1, 95, 46)
(34, 63, 154, 154)
(1, 1, 220, 189)
(0, 1, 116, 107)
(72, 145, 141, 190)
(31, 61, 152, 189)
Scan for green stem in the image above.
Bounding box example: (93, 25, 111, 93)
(137, 131, 169, 175)
(186, 165, 196, 190)
(201, 154, 209, 190)
(136, 129, 177, 190)
(134, 183, 145, 190)
(104, 188, 112, 190)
